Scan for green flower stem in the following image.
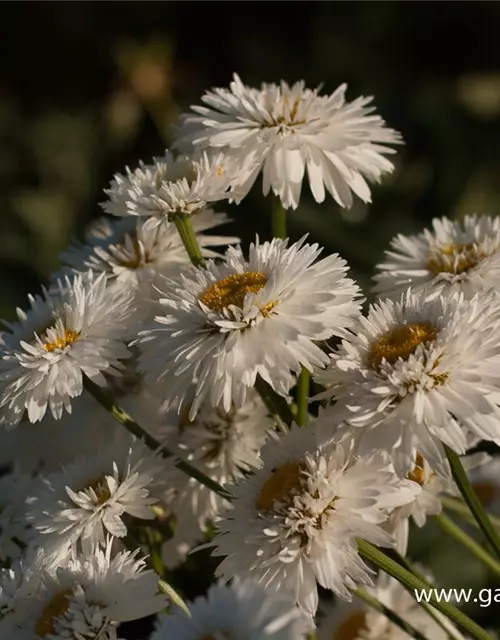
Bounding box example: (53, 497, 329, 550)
(445, 445, 500, 560)
(356, 587, 431, 640)
(441, 496, 500, 530)
(357, 540, 495, 640)
(125, 533, 190, 616)
(435, 513, 500, 575)
(83, 377, 233, 502)
(272, 198, 287, 239)
(254, 375, 294, 426)
(295, 369, 310, 427)
(172, 214, 206, 267)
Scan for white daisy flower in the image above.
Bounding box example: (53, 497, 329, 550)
(101, 150, 240, 225)
(316, 290, 500, 477)
(0, 271, 133, 428)
(385, 453, 456, 554)
(0, 540, 167, 639)
(26, 436, 163, 557)
(137, 236, 362, 419)
(157, 391, 273, 568)
(317, 571, 463, 640)
(175, 73, 401, 209)
(210, 424, 419, 617)
(151, 578, 309, 640)
(373, 215, 500, 300)
(57, 210, 239, 322)
(0, 471, 33, 563)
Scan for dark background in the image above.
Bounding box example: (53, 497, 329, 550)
(1, 1, 500, 632)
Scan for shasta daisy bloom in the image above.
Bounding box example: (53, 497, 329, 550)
(101, 150, 240, 226)
(175, 73, 401, 210)
(57, 210, 239, 316)
(0, 540, 167, 639)
(0, 271, 133, 428)
(137, 236, 362, 418)
(26, 436, 164, 557)
(385, 453, 456, 554)
(316, 290, 500, 477)
(151, 578, 309, 640)
(373, 215, 500, 300)
(317, 571, 463, 640)
(210, 424, 419, 617)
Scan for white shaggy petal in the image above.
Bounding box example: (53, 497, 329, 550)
(136, 236, 362, 418)
(210, 424, 418, 617)
(373, 214, 500, 300)
(175, 74, 402, 209)
(0, 271, 134, 428)
(316, 290, 500, 476)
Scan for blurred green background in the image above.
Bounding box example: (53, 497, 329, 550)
(1, 0, 500, 630)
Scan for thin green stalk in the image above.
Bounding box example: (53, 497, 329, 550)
(254, 375, 294, 426)
(445, 445, 500, 560)
(435, 513, 500, 575)
(172, 214, 206, 267)
(295, 369, 310, 426)
(357, 540, 495, 640)
(441, 496, 500, 531)
(84, 377, 233, 502)
(356, 587, 430, 640)
(272, 198, 287, 239)
(125, 533, 190, 616)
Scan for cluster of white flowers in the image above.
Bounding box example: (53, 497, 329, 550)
(1, 72, 499, 639)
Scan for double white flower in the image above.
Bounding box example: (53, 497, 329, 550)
(137, 236, 361, 418)
(175, 73, 401, 210)
(210, 424, 418, 617)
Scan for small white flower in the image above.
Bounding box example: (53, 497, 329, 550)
(157, 391, 273, 568)
(385, 453, 456, 554)
(137, 236, 361, 419)
(151, 578, 309, 640)
(316, 290, 500, 476)
(0, 271, 133, 428)
(175, 73, 401, 209)
(317, 571, 463, 640)
(373, 215, 500, 300)
(26, 437, 163, 556)
(101, 150, 240, 225)
(0, 540, 167, 639)
(57, 210, 239, 322)
(0, 471, 33, 563)
(210, 424, 419, 617)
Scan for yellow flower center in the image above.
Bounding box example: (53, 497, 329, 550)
(407, 453, 426, 485)
(427, 243, 484, 276)
(368, 323, 438, 371)
(35, 589, 73, 637)
(43, 329, 80, 352)
(256, 461, 304, 512)
(76, 476, 112, 504)
(200, 272, 278, 316)
(472, 481, 498, 506)
(333, 611, 367, 640)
